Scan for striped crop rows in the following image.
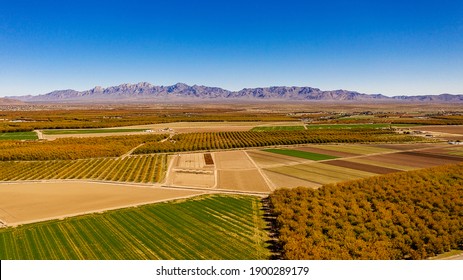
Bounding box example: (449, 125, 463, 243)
(0, 195, 270, 260)
(133, 129, 422, 154)
(0, 154, 168, 184)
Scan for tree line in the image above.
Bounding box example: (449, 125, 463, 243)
(269, 163, 463, 259)
(133, 129, 422, 154)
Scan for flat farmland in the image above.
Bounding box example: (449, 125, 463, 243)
(263, 170, 321, 189)
(165, 153, 215, 188)
(217, 170, 270, 192)
(247, 150, 308, 168)
(294, 146, 357, 157)
(356, 151, 463, 169)
(266, 163, 376, 185)
(251, 125, 305, 131)
(315, 144, 397, 155)
(213, 150, 271, 192)
(117, 121, 302, 134)
(0, 181, 204, 226)
(0, 195, 269, 260)
(323, 159, 401, 174)
(263, 148, 338, 161)
(410, 125, 463, 134)
(42, 128, 146, 135)
(214, 150, 255, 169)
(0, 131, 38, 140)
(342, 158, 415, 171)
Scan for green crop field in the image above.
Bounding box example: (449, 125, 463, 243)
(0, 131, 38, 140)
(251, 126, 305, 131)
(0, 195, 270, 260)
(42, 128, 146, 135)
(263, 148, 338, 161)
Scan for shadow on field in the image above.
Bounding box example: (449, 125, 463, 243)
(261, 197, 282, 260)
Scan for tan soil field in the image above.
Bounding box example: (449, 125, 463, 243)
(214, 150, 255, 169)
(217, 170, 270, 192)
(246, 150, 309, 167)
(316, 144, 397, 155)
(263, 170, 321, 189)
(0, 181, 204, 226)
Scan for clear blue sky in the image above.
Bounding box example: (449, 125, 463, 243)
(1, 0, 462, 97)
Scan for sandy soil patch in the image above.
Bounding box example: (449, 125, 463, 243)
(0, 181, 204, 226)
(217, 170, 270, 192)
(214, 150, 255, 169)
(263, 170, 321, 189)
(246, 150, 309, 168)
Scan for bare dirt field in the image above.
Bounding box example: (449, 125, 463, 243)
(0, 181, 204, 226)
(217, 170, 270, 192)
(246, 150, 309, 168)
(263, 170, 321, 189)
(214, 150, 256, 169)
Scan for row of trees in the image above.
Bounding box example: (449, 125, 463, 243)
(0, 134, 167, 161)
(269, 163, 463, 259)
(0, 154, 167, 183)
(133, 129, 422, 154)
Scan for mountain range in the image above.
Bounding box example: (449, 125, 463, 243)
(10, 82, 463, 103)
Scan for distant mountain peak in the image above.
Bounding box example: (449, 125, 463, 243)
(8, 82, 463, 103)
